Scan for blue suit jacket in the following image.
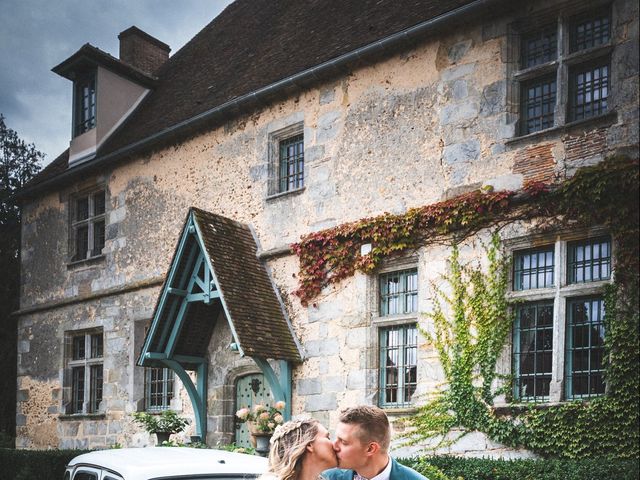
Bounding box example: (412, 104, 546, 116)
(323, 458, 428, 480)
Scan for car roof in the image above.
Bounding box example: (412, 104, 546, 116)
(67, 447, 267, 480)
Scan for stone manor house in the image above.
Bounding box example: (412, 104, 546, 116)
(14, 0, 638, 454)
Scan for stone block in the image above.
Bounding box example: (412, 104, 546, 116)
(345, 327, 367, 348)
(17, 389, 29, 402)
(304, 338, 339, 357)
(322, 376, 345, 392)
(439, 102, 477, 125)
(305, 145, 326, 164)
(480, 80, 505, 117)
(47, 405, 59, 414)
(297, 377, 321, 395)
(16, 414, 26, 426)
(442, 140, 480, 165)
(108, 420, 123, 434)
(346, 371, 365, 390)
(319, 85, 336, 105)
(17, 340, 30, 354)
(441, 63, 475, 82)
(482, 174, 523, 192)
(316, 111, 341, 143)
(304, 393, 337, 412)
(452, 80, 468, 100)
(109, 206, 127, 224)
(448, 40, 472, 63)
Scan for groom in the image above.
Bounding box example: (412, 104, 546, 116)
(323, 405, 428, 480)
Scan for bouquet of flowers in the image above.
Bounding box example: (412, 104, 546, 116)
(236, 401, 285, 434)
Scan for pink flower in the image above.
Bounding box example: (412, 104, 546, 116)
(274, 414, 284, 424)
(253, 404, 264, 413)
(259, 412, 270, 420)
(274, 401, 286, 410)
(235, 408, 250, 420)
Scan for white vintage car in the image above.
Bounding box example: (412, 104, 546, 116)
(63, 447, 268, 480)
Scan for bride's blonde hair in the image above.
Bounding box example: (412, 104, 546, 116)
(267, 418, 320, 480)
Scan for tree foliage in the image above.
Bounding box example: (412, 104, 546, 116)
(0, 114, 42, 445)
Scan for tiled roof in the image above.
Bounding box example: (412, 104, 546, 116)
(141, 208, 302, 365)
(192, 208, 301, 362)
(26, 0, 483, 193)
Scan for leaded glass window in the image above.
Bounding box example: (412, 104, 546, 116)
(67, 330, 104, 414)
(570, 13, 610, 52)
(566, 297, 606, 399)
(513, 247, 554, 290)
(379, 324, 417, 407)
(513, 302, 554, 401)
(278, 134, 304, 193)
(145, 367, 174, 411)
(567, 237, 611, 284)
(379, 269, 418, 316)
(521, 26, 557, 67)
(74, 74, 96, 136)
(71, 189, 106, 261)
(570, 61, 609, 121)
(521, 77, 557, 134)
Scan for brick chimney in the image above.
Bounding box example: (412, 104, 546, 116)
(118, 26, 170, 76)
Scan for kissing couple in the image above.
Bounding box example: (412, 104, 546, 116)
(263, 405, 428, 480)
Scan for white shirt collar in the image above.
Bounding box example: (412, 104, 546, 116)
(368, 456, 392, 480)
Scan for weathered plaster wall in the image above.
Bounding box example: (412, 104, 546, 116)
(17, 0, 638, 453)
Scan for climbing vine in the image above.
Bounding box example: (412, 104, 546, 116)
(291, 155, 639, 458)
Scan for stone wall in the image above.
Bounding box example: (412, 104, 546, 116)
(16, 0, 638, 452)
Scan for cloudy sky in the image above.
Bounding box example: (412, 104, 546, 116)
(0, 0, 233, 166)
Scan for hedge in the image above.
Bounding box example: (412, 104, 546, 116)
(0, 448, 91, 480)
(401, 456, 640, 480)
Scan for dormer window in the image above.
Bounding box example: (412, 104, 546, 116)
(74, 73, 96, 136)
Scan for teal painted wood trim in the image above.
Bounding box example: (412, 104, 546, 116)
(162, 358, 207, 440)
(167, 288, 188, 297)
(156, 239, 200, 352)
(172, 354, 206, 364)
(165, 251, 206, 357)
(139, 217, 194, 365)
(191, 216, 245, 358)
(145, 352, 168, 360)
(252, 357, 292, 421)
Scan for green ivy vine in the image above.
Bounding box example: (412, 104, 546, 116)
(291, 155, 639, 458)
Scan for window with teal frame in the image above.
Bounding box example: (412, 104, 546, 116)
(145, 367, 174, 411)
(513, 247, 554, 290)
(567, 236, 611, 284)
(566, 296, 606, 399)
(513, 302, 553, 402)
(278, 134, 304, 193)
(379, 269, 418, 316)
(379, 324, 417, 407)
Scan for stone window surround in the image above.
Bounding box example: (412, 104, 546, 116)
(267, 121, 305, 198)
(61, 328, 104, 416)
(508, 1, 615, 138)
(503, 226, 612, 404)
(67, 184, 108, 266)
(366, 255, 420, 412)
(73, 70, 97, 137)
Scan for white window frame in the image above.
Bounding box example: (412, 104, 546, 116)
(507, 229, 612, 403)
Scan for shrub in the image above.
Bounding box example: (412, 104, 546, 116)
(399, 456, 640, 480)
(0, 448, 91, 480)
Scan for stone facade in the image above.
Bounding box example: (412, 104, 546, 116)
(16, 0, 638, 456)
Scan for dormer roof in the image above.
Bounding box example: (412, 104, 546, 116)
(52, 43, 158, 88)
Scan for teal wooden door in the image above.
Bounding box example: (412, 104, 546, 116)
(235, 373, 272, 447)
